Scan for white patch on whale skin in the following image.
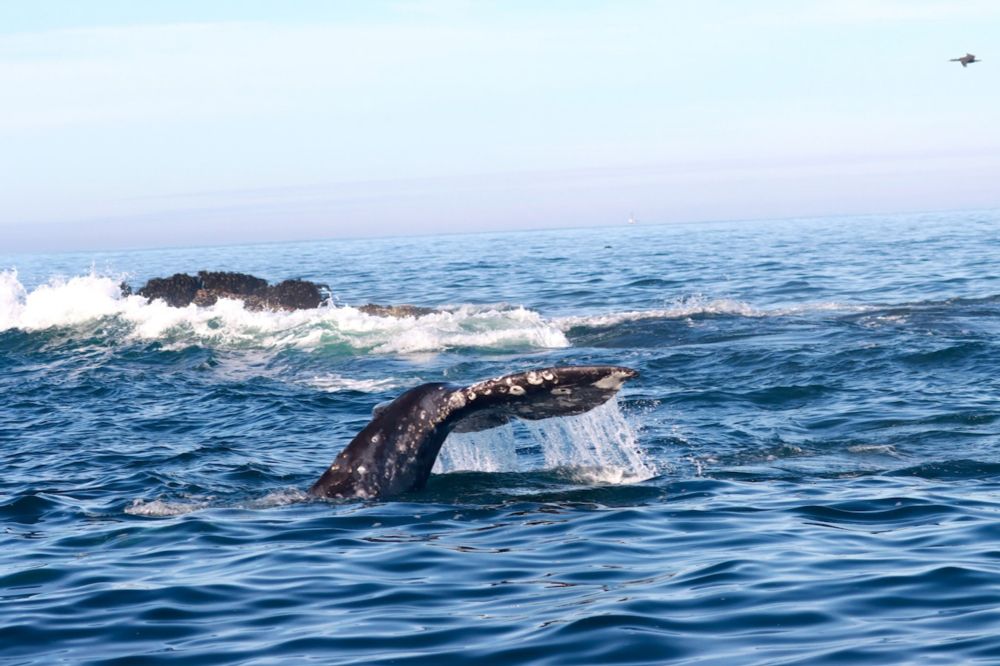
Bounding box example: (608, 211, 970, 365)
(526, 371, 543, 385)
(448, 392, 467, 409)
(551, 387, 572, 395)
(508, 385, 526, 396)
(592, 371, 630, 390)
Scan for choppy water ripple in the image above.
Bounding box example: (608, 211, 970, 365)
(3, 211, 1000, 664)
(4, 479, 999, 665)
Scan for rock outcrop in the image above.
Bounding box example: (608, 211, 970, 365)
(128, 272, 443, 316)
(130, 271, 328, 311)
(136, 273, 202, 308)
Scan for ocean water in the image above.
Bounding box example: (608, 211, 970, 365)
(2, 210, 999, 664)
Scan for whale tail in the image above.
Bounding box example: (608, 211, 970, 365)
(309, 366, 639, 499)
(447, 366, 638, 433)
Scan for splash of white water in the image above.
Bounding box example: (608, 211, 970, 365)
(523, 399, 656, 483)
(0, 270, 569, 353)
(434, 423, 522, 473)
(433, 399, 655, 484)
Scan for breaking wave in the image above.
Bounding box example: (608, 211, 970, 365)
(0, 270, 569, 353)
(0, 270, 880, 354)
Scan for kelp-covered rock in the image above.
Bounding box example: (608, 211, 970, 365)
(265, 279, 327, 310)
(136, 273, 202, 308)
(198, 271, 268, 297)
(130, 272, 328, 311)
(128, 272, 444, 314)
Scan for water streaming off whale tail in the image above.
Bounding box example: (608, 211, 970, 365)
(433, 398, 656, 483)
(434, 422, 522, 474)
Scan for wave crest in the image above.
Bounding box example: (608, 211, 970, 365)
(555, 296, 760, 329)
(0, 271, 569, 353)
(555, 295, 868, 330)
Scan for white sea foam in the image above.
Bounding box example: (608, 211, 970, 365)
(433, 399, 656, 484)
(555, 297, 759, 329)
(125, 489, 309, 517)
(0, 270, 569, 353)
(303, 373, 402, 393)
(358, 304, 570, 354)
(555, 296, 869, 330)
(847, 444, 902, 457)
(0, 270, 28, 329)
(2, 270, 867, 352)
(125, 497, 214, 517)
(243, 488, 309, 508)
(1, 269, 127, 331)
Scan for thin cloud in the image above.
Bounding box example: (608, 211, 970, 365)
(786, 0, 1000, 24)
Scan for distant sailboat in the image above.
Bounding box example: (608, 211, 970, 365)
(627, 212, 637, 225)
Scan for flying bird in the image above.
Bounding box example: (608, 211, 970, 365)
(950, 53, 980, 67)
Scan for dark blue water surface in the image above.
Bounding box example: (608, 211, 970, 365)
(2, 211, 1000, 664)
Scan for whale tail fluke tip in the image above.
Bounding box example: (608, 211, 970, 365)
(449, 365, 639, 433)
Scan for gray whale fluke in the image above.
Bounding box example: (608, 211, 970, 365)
(308, 365, 638, 500)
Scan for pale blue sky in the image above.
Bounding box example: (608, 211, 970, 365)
(1, 0, 997, 251)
